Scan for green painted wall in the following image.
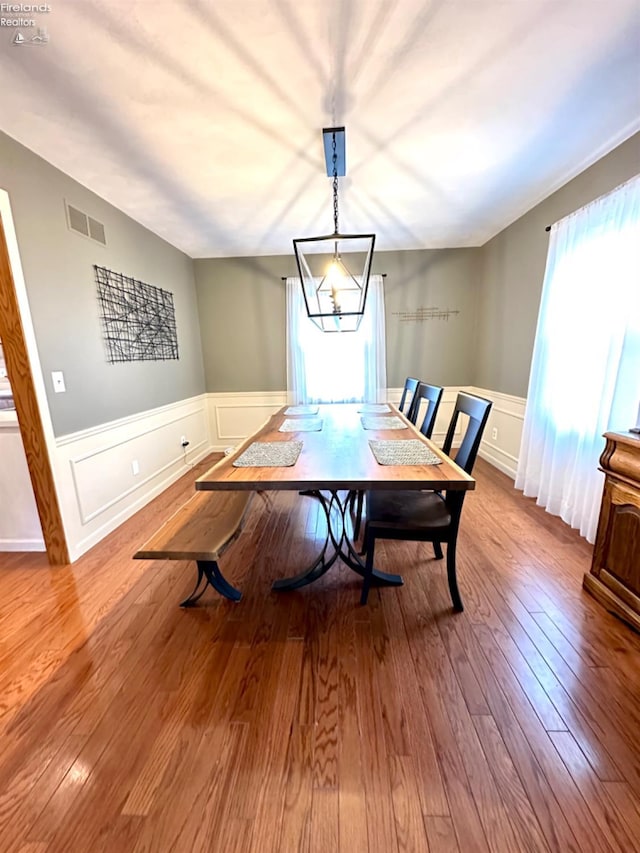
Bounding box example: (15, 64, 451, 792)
(194, 247, 482, 392)
(0, 131, 206, 436)
(475, 132, 640, 397)
(3, 124, 637, 429)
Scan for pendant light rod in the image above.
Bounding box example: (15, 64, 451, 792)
(322, 127, 346, 177)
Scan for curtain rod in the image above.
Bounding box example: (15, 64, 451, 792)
(544, 174, 639, 233)
(281, 273, 386, 280)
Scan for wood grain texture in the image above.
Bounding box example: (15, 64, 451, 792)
(0, 214, 69, 564)
(196, 403, 475, 492)
(585, 433, 640, 631)
(133, 490, 253, 561)
(0, 455, 639, 852)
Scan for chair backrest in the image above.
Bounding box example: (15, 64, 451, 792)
(442, 392, 492, 474)
(407, 382, 444, 435)
(398, 377, 420, 414)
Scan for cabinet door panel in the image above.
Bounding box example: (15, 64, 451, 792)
(603, 483, 640, 597)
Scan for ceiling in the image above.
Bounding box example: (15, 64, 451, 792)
(0, 0, 638, 258)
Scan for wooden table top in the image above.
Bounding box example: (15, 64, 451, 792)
(196, 403, 475, 493)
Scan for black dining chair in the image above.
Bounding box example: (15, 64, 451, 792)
(359, 392, 492, 610)
(349, 376, 418, 534)
(406, 381, 444, 430)
(352, 381, 444, 539)
(398, 377, 420, 415)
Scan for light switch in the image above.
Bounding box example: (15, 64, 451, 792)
(51, 371, 66, 393)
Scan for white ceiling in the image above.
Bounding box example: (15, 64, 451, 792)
(0, 0, 639, 258)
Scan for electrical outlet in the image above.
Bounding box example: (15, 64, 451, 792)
(181, 436, 189, 448)
(491, 427, 498, 441)
(131, 460, 140, 475)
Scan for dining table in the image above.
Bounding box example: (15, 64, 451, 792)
(195, 401, 475, 597)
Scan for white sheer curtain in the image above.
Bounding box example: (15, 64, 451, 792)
(286, 274, 387, 404)
(516, 175, 640, 542)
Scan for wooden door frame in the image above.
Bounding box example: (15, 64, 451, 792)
(0, 198, 70, 564)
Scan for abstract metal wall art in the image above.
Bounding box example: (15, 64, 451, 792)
(392, 306, 461, 323)
(94, 265, 179, 363)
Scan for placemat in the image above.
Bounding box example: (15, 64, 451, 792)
(357, 403, 391, 413)
(284, 405, 319, 415)
(361, 416, 407, 431)
(279, 418, 323, 432)
(233, 441, 303, 467)
(369, 439, 442, 466)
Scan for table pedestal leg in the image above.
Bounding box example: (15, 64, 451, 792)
(272, 490, 403, 593)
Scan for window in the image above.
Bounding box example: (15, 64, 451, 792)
(286, 275, 387, 404)
(516, 175, 640, 541)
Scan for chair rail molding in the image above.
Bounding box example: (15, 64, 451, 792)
(54, 385, 524, 560)
(206, 387, 525, 477)
(54, 394, 212, 560)
(206, 387, 473, 451)
(207, 391, 288, 450)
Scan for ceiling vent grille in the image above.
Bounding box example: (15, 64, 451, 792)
(65, 201, 107, 246)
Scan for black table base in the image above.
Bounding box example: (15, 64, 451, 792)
(272, 490, 403, 593)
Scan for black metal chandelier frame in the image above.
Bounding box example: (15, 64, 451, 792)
(293, 127, 376, 332)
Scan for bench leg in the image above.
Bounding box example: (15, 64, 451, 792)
(201, 559, 242, 602)
(180, 563, 208, 607)
(180, 560, 242, 606)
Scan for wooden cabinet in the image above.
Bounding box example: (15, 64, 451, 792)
(583, 431, 640, 632)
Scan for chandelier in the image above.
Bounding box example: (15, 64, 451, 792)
(293, 127, 375, 332)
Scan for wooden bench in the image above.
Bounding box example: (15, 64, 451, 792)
(134, 490, 253, 605)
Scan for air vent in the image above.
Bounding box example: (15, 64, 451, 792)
(88, 217, 106, 245)
(65, 201, 107, 246)
(67, 204, 89, 236)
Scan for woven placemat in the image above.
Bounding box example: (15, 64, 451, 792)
(361, 416, 407, 431)
(279, 418, 323, 432)
(369, 439, 442, 466)
(233, 441, 303, 467)
(357, 403, 391, 413)
(284, 405, 319, 415)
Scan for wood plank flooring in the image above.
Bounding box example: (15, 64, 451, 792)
(1, 457, 639, 852)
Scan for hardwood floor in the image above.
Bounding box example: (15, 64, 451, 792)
(1, 457, 639, 852)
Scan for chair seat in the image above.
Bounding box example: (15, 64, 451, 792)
(367, 489, 451, 530)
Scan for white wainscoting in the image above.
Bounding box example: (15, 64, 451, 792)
(54, 394, 212, 561)
(388, 385, 466, 447)
(49, 386, 525, 562)
(206, 391, 288, 450)
(469, 386, 526, 479)
(0, 413, 44, 551)
(206, 387, 526, 478)
(206, 387, 467, 450)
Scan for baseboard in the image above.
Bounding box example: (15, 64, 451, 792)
(478, 445, 518, 479)
(56, 385, 525, 561)
(54, 394, 213, 561)
(468, 386, 525, 481)
(68, 445, 211, 561)
(0, 537, 45, 552)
